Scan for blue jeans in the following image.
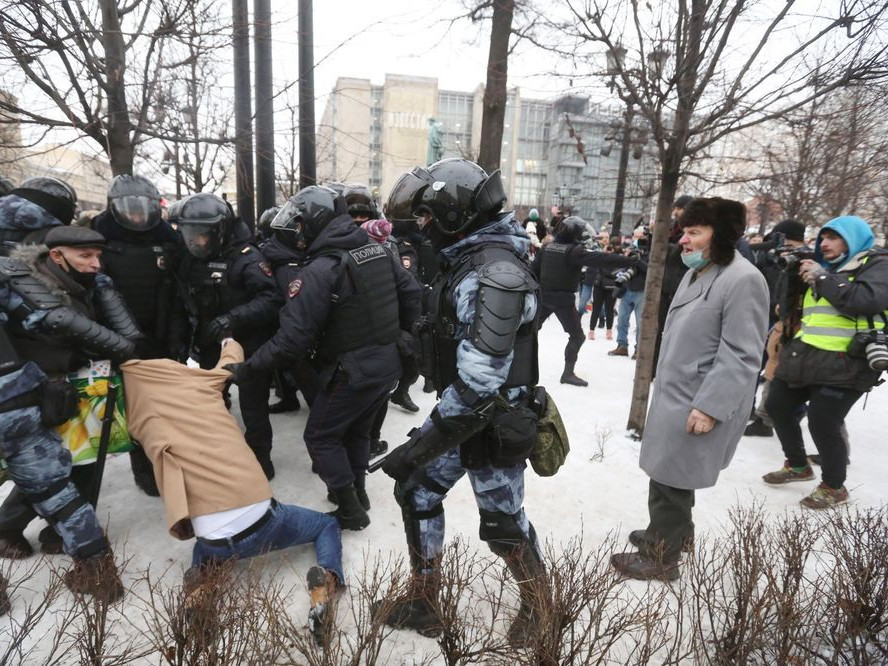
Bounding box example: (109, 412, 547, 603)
(0, 407, 106, 558)
(576, 283, 594, 316)
(191, 500, 344, 583)
(617, 288, 645, 349)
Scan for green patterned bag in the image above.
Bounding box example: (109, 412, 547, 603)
(529, 386, 570, 476)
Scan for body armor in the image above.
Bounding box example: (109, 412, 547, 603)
(539, 242, 581, 291)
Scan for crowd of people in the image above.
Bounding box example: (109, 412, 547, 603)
(0, 160, 885, 644)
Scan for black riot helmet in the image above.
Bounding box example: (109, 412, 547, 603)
(177, 192, 234, 259)
(107, 174, 162, 231)
(270, 186, 346, 250)
(343, 183, 377, 221)
(12, 176, 78, 224)
(385, 169, 428, 236)
(556, 216, 593, 244)
(411, 158, 506, 243)
(256, 205, 280, 240)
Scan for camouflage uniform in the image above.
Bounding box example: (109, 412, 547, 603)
(0, 193, 64, 255)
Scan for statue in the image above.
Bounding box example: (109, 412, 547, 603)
(427, 117, 443, 165)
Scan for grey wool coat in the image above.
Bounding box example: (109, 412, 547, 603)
(640, 251, 769, 490)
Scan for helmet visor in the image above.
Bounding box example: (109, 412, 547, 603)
(269, 199, 303, 233)
(111, 195, 161, 231)
(179, 222, 221, 259)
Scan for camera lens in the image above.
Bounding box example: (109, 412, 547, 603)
(865, 341, 888, 371)
(777, 254, 800, 270)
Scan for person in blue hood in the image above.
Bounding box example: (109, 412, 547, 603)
(373, 159, 546, 647)
(0, 176, 77, 255)
(763, 215, 888, 508)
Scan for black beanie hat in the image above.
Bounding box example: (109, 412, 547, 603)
(767, 219, 805, 243)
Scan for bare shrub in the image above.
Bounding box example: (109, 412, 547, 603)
(590, 426, 612, 463)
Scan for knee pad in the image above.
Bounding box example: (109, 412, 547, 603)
(478, 508, 529, 556)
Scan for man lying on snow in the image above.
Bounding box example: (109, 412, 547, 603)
(120, 338, 343, 644)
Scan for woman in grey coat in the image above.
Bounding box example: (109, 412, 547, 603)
(611, 198, 769, 581)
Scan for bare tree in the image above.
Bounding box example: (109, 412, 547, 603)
(550, 0, 888, 435)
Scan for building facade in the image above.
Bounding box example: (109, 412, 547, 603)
(316, 75, 658, 229)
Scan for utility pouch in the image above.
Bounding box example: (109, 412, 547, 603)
(529, 386, 570, 476)
(486, 404, 539, 468)
(40, 379, 80, 427)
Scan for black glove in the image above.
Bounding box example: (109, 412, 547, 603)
(223, 362, 251, 385)
(207, 315, 233, 343)
(380, 441, 417, 483)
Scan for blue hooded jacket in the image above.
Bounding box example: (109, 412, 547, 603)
(814, 215, 874, 270)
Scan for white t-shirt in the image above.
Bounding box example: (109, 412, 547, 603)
(191, 499, 272, 540)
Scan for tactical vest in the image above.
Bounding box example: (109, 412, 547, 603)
(797, 256, 888, 351)
(424, 243, 539, 393)
(101, 240, 175, 339)
(540, 242, 582, 291)
(315, 243, 401, 361)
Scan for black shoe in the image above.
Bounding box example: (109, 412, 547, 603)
(372, 574, 441, 638)
(390, 388, 420, 413)
(370, 439, 389, 458)
(422, 378, 435, 394)
(0, 531, 33, 560)
(268, 396, 300, 413)
(354, 475, 371, 511)
(628, 529, 694, 553)
(38, 526, 64, 555)
(560, 365, 588, 386)
(327, 485, 370, 531)
(744, 418, 773, 437)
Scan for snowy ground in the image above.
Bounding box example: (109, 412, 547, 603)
(3, 313, 888, 662)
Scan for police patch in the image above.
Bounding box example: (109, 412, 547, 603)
(259, 261, 272, 277)
(401, 255, 413, 270)
(288, 278, 303, 298)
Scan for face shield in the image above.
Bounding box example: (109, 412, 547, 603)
(270, 200, 306, 250)
(111, 195, 161, 231)
(179, 222, 222, 259)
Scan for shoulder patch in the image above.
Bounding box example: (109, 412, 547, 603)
(258, 261, 272, 277)
(288, 278, 303, 298)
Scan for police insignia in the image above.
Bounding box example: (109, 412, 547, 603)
(288, 278, 303, 298)
(259, 261, 272, 277)
(401, 256, 412, 269)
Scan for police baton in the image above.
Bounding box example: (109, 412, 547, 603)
(367, 455, 387, 474)
(88, 379, 118, 506)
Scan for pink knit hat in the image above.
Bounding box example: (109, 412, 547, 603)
(361, 219, 392, 244)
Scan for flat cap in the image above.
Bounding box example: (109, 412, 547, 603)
(44, 226, 106, 249)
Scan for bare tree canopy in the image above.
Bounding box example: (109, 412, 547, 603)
(538, 0, 888, 434)
(0, 0, 233, 178)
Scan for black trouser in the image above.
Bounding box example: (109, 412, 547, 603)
(304, 373, 394, 491)
(0, 463, 95, 539)
(765, 377, 861, 489)
(644, 479, 695, 563)
(371, 399, 388, 442)
(589, 284, 616, 330)
(539, 290, 584, 364)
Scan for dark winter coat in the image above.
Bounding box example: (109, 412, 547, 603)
(640, 251, 769, 489)
(243, 214, 422, 389)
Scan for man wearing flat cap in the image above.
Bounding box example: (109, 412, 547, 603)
(0, 225, 142, 609)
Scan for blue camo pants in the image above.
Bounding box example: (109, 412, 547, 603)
(408, 448, 539, 568)
(0, 407, 106, 558)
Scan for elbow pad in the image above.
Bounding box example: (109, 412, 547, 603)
(94, 287, 142, 340)
(42, 306, 136, 362)
(471, 260, 535, 357)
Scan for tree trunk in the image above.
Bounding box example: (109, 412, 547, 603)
(477, 0, 514, 175)
(99, 0, 134, 175)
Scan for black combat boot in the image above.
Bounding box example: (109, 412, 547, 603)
(64, 551, 125, 602)
(327, 485, 370, 531)
(560, 361, 588, 387)
(372, 570, 441, 638)
(0, 531, 33, 560)
(390, 385, 420, 413)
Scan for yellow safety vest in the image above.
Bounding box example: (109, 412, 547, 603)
(797, 260, 887, 351)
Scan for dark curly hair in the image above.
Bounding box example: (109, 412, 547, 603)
(679, 197, 746, 266)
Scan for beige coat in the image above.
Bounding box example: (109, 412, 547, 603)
(121, 342, 272, 540)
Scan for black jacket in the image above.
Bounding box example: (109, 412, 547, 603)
(245, 215, 422, 388)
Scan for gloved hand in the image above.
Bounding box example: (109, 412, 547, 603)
(207, 315, 233, 343)
(223, 362, 251, 385)
(380, 441, 417, 483)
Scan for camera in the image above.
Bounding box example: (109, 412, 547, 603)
(776, 248, 815, 271)
(614, 266, 637, 285)
(847, 329, 888, 371)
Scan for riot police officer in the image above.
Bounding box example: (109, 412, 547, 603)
(0, 226, 137, 601)
(93, 174, 188, 495)
(0, 176, 78, 255)
(374, 158, 545, 646)
(532, 215, 634, 386)
(226, 186, 422, 531)
(177, 193, 283, 478)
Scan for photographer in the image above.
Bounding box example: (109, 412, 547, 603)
(609, 226, 649, 359)
(763, 216, 888, 509)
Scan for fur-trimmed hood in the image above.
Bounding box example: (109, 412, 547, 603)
(9, 243, 75, 305)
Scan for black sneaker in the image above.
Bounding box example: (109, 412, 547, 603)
(744, 418, 773, 437)
(370, 439, 389, 458)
